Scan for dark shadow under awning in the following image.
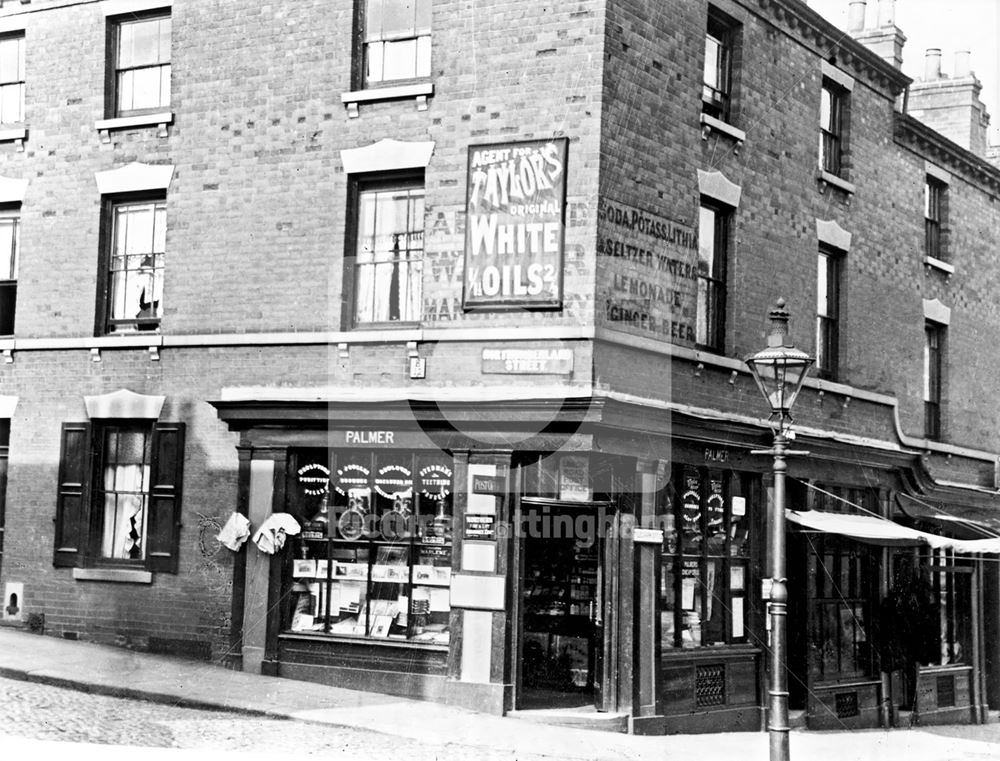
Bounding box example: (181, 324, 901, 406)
(895, 493, 1000, 542)
(787, 509, 1000, 554)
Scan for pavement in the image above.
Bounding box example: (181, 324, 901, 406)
(0, 625, 999, 761)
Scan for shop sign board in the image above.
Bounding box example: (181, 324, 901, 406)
(481, 347, 573, 375)
(464, 514, 496, 541)
(463, 138, 568, 310)
(472, 475, 504, 495)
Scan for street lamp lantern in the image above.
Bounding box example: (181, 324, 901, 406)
(745, 299, 814, 430)
(745, 299, 813, 761)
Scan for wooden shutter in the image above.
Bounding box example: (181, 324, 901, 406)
(147, 422, 185, 573)
(53, 422, 93, 568)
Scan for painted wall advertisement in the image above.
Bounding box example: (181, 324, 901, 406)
(463, 138, 567, 309)
(598, 198, 699, 346)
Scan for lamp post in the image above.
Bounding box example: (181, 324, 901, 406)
(745, 300, 813, 761)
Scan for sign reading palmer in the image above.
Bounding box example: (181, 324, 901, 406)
(463, 138, 568, 310)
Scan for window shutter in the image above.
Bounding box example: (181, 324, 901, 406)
(147, 422, 185, 574)
(53, 422, 93, 568)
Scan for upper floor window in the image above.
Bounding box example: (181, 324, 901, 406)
(924, 321, 944, 439)
(696, 201, 729, 352)
(352, 177, 424, 325)
(0, 208, 17, 336)
(101, 197, 166, 334)
(53, 420, 185, 573)
(112, 12, 171, 116)
(819, 80, 848, 176)
(925, 176, 947, 261)
(702, 8, 737, 122)
(0, 33, 24, 125)
(815, 246, 842, 380)
(363, 0, 431, 86)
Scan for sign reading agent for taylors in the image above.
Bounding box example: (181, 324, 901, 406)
(463, 138, 568, 310)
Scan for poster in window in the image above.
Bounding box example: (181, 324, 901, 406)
(463, 138, 567, 310)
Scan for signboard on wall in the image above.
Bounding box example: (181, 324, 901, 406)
(463, 138, 567, 310)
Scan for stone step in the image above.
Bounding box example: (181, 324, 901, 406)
(507, 706, 630, 733)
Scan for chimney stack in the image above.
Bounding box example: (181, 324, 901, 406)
(850, 0, 905, 70)
(909, 48, 991, 156)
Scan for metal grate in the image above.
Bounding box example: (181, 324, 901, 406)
(936, 675, 956, 708)
(695, 664, 726, 708)
(835, 691, 859, 718)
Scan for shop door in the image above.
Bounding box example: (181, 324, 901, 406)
(519, 500, 606, 709)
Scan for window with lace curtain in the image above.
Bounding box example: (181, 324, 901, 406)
(53, 420, 184, 573)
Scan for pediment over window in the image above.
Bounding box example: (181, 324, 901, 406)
(84, 389, 165, 419)
(340, 139, 435, 174)
(816, 218, 852, 251)
(697, 169, 741, 207)
(923, 298, 951, 326)
(95, 162, 175, 195)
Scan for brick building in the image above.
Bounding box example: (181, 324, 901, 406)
(0, 0, 998, 736)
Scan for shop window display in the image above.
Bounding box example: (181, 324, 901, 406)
(286, 449, 453, 645)
(660, 466, 752, 648)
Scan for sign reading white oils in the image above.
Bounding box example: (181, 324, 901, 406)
(463, 138, 568, 309)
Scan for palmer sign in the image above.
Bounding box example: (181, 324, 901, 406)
(463, 138, 567, 310)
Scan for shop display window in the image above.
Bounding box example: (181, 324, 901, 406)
(660, 466, 752, 649)
(285, 449, 453, 645)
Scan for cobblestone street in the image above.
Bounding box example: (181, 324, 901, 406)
(0, 676, 557, 761)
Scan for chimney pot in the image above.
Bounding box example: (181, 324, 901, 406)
(847, 1, 867, 33)
(955, 50, 972, 78)
(925, 48, 942, 80)
(876, 0, 895, 27)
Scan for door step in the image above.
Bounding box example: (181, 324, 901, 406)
(508, 706, 630, 733)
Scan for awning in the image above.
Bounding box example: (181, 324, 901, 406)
(786, 509, 1000, 554)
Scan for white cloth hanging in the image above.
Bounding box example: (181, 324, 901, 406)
(252, 513, 302, 554)
(216, 512, 252, 551)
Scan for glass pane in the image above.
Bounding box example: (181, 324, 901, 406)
(382, 0, 416, 39)
(703, 35, 720, 89)
(117, 71, 134, 112)
(705, 476, 725, 555)
(703, 558, 725, 645)
(382, 38, 416, 81)
(0, 38, 20, 84)
(660, 561, 676, 648)
(696, 278, 710, 346)
(130, 66, 164, 110)
(160, 64, 171, 107)
(365, 0, 384, 41)
(365, 41, 384, 83)
(129, 19, 163, 67)
(816, 253, 829, 315)
(820, 87, 832, 130)
(0, 219, 16, 279)
(698, 206, 716, 275)
(415, 35, 431, 78)
(117, 22, 135, 69)
(0, 83, 21, 123)
(680, 470, 702, 554)
(680, 558, 702, 647)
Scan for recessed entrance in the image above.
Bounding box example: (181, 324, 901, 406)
(518, 499, 604, 710)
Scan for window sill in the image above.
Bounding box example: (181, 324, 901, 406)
(341, 82, 434, 118)
(817, 170, 856, 196)
(699, 113, 746, 147)
(923, 255, 955, 275)
(72, 567, 153, 584)
(278, 630, 449, 651)
(0, 125, 26, 151)
(95, 111, 173, 143)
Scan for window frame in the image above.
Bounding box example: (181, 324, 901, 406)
(97, 192, 167, 336)
(53, 420, 184, 574)
(0, 206, 19, 337)
(702, 8, 738, 123)
(696, 199, 729, 353)
(0, 32, 25, 126)
(924, 321, 944, 439)
(358, 0, 432, 90)
(347, 172, 425, 328)
(925, 176, 946, 261)
(108, 9, 171, 118)
(815, 245, 842, 380)
(819, 80, 848, 177)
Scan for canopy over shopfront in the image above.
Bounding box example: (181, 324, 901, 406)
(786, 509, 1000, 554)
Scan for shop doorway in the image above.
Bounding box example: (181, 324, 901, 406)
(517, 499, 607, 710)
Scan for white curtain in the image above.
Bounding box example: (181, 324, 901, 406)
(101, 463, 149, 559)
